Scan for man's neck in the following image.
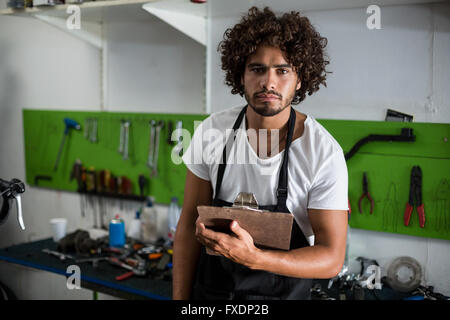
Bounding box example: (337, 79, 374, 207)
(245, 105, 291, 132)
(244, 105, 292, 158)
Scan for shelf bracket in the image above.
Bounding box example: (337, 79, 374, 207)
(33, 13, 103, 50)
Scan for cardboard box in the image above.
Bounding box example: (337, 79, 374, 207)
(197, 205, 293, 254)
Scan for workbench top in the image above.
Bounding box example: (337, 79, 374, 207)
(0, 238, 172, 300)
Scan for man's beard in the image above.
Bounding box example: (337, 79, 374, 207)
(244, 88, 296, 117)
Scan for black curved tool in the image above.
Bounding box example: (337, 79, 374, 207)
(345, 128, 415, 161)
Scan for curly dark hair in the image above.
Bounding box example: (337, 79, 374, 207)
(218, 7, 330, 105)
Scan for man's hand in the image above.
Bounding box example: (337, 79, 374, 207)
(195, 218, 260, 269)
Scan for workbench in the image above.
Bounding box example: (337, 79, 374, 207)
(0, 238, 172, 300)
(1, 239, 445, 300)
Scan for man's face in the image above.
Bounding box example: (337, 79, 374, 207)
(242, 45, 301, 117)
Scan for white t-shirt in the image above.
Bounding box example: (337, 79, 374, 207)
(182, 105, 348, 245)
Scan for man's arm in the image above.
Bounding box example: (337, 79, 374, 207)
(196, 209, 347, 279)
(172, 169, 213, 300)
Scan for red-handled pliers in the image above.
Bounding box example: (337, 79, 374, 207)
(404, 166, 425, 228)
(358, 172, 374, 214)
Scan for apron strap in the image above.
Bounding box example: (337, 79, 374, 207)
(214, 106, 248, 200)
(276, 107, 296, 210)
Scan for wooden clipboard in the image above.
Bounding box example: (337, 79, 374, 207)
(197, 205, 293, 254)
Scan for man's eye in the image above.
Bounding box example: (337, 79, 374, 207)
(278, 69, 289, 74)
(251, 67, 265, 73)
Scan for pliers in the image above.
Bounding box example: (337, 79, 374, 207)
(358, 172, 374, 214)
(404, 166, 425, 228)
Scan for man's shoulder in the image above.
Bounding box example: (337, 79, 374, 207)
(302, 115, 344, 155)
(201, 105, 244, 130)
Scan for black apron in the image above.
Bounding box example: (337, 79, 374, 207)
(193, 106, 312, 300)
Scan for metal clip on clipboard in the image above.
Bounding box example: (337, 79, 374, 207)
(231, 192, 262, 212)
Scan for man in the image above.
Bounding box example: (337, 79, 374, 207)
(173, 7, 348, 300)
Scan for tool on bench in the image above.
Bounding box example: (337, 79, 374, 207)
(0, 178, 26, 230)
(54, 118, 81, 171)
(404, 166, 425, 228)
(42, 248, 74, 261)
(75, 256, 109, 268)
(109, 256, 146, 281)
(358, 172, 374, 214)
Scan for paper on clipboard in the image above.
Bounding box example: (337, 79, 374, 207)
(197, 205, 294, 254)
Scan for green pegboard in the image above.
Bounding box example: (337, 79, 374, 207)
(317, 119, 450, 241)
(23, 109, 207, 205)
(23, 110, 450, 240)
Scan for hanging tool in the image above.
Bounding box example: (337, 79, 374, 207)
(167, 120, 174, 145)
(404, 166, 425, 228)
(152, 120, 164, 177)
(138, 174, 147, 197)
(358, 172, 374, 214)
(118, 119, 131, 160)
(173, 120, 184, 157)
(123, 121, 130, 160)
(147, 120, 164, 177)
(54, 118, 81, 171)
(147, 120, 156, 169)
(118, 120, 125, 154)
(345, 128, 415, 161)
(84, 118, 98, 143)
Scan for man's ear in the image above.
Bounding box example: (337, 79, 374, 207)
(296, 80, 301, 91)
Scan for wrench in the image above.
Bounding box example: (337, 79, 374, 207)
(90, 118, 98, 143)
(123, 121, 130, 160)
(147, 120, 156, 168)
(151, 120, 164, 177)
(42, 249, 74, 261)
(173, 120, 184, 157)
(118, 120, 125, 154)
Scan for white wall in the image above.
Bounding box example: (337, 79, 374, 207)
(207, 0, 450, 295)
(0, 2, 205, 299)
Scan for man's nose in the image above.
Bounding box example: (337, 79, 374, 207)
(260, 69, 277, 90)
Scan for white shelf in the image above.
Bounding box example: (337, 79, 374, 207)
(0, 0, 207, 47)
(0, 0, 153, 17)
